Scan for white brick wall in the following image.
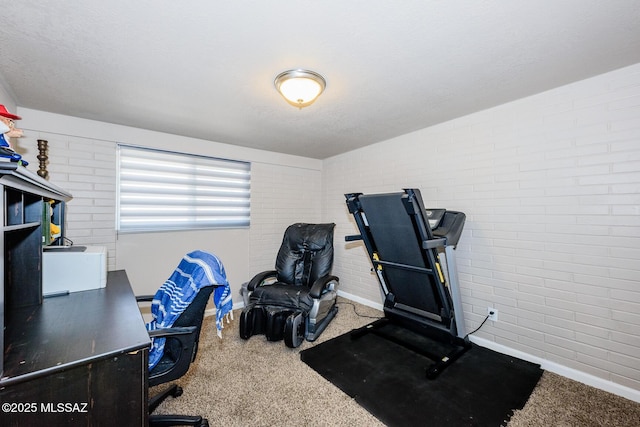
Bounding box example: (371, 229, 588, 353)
(13, 63, 640, 398)
(323, 63, 640, 392)
(249, 162, 322, 274)
(23, 132, 118, 270)
(17, 122, 323, 298)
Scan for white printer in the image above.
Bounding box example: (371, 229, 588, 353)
(43, 245, 107, 295)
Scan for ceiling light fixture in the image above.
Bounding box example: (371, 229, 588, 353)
(274, 69, 326, 109)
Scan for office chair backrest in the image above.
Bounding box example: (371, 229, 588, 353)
(162, 285, 214, 366)
(275, 223, 335, 287)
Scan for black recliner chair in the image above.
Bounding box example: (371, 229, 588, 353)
(137, 286, 212, 427)
(239, 223, 339, 348)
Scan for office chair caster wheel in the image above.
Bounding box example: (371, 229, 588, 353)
(284, 311, 305, 348)
(172, 385, 184, 397)
(200, 420, 209, 427)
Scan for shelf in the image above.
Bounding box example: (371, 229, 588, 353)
(4, 222, 40, 232)
(1, 164, 73, 379)
(0, 163, 72, 202)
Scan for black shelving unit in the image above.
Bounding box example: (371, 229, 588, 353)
(0, 163, 72, 376)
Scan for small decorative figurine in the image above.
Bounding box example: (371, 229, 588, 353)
(0, 105, 23, 147)
(0, 105, 28, 166)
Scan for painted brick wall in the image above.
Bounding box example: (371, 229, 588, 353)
(248, 162, 323, 275)
(15, 64, 639, 396)
(19, 128, 323, 291)
(25, 133, 118, 271)
(323, 64, 640, 392)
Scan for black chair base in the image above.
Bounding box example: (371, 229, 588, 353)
(149, 414, 209, 427)
(149, 384, 183, 412)
(148, 385, 209, 427)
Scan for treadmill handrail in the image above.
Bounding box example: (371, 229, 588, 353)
(373, 259, 436, 275)
(422, 238, 446, 250)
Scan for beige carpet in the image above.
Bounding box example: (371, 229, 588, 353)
(151, 298, 640, 426)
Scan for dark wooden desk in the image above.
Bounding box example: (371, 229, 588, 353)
(1, 270, 150, 426)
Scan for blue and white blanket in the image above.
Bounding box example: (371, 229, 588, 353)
(146, 250, 233, 370)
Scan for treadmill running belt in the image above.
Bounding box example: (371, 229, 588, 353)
(359, 193, 443, 316)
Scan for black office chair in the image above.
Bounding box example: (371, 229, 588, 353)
(239, 223, 339, 348)
(137, 286, 212, 427)
(137, 250, 232, 427)
(137, 285, 211, 427)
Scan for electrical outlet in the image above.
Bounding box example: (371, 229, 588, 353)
(487, 307, 498, 322)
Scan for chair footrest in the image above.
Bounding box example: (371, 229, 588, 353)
(240, 305, 300, 342)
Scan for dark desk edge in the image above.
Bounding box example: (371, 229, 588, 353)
(1, 270, 150, 387)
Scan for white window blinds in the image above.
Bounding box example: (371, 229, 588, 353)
(117, 145, 250, 232)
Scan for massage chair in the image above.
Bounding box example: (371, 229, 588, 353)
(239, 223, 339, 348)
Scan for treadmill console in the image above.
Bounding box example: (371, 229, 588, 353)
(426, 208, 466, 247)
(425, 209, 446, 230)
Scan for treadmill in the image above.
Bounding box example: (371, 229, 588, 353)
(345, 188, 470, 378)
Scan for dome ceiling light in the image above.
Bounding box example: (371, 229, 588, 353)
(274, 69, 326, 109)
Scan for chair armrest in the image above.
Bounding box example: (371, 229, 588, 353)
(148, 326, 197, 338)
(148, 325, 200, 386)
(309, 275, 339, 299)
(247, 270, 278, 291)
(135, 295, 155, 302)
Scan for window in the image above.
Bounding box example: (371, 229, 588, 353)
(117, 144, 250, 232)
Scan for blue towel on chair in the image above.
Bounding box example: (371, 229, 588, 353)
(146, 250, 233, 370)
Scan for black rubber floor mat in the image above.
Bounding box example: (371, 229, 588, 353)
(301, 322, 543, 426)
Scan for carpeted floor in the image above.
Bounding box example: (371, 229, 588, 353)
(151, 297, 640, 426)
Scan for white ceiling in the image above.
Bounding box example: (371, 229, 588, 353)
(2, 1, 640, 159)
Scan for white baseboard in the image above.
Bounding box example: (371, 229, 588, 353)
(337, 290, 384, 311)
(468, 336, 640, 403)
(338, 292, 640, 403)
(212, 291, 640, 403)
(205, 301, 244, 318)
(210, 294, 379, 317)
